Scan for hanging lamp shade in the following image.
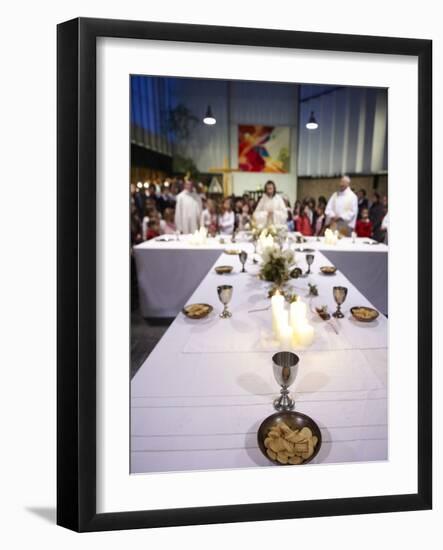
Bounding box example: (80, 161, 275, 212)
(203, 105, 216, 125)
(306, 111, 319, 130)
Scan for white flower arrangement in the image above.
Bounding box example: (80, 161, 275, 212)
(259, 245, 295, 287)
(189, 226, 209, 245)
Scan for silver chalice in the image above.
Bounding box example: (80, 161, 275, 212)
(332, 286, 348, 318)
(239, 250, 248, 273)
(217, 285, 233, 318)
(305, 253, 315, 276)
(272, 351, 299, 411)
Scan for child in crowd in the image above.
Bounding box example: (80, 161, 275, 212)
(293, 200, 301, 229)
(218, 198, 235, 235)
(314, 204, 326, 236)
(200, 199, 218, 236)
(306, 197, 316, 226)
(237, 202, 252, 231)
(159, 207, 177, 235)
(295, 200, 313, 236)
(142, 206, 158, 240)
(355, 207, 373, 238)
(130, 200, 142, 245)
(234, 198, 244, 215)
(146, 218, 160, 240)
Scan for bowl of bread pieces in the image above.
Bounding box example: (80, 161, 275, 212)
(257, 411, 322, 465)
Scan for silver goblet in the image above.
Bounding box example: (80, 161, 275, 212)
(217, 285, 233, 318)
(239, 250, 248, 273)
(305, 253, 315, 276)
(332, 286, 348, 318)
(272, 351, 299, 411)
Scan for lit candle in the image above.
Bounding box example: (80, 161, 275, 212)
(275, 307, 288, 339)
(324, 228, 338, 245)
(275, 308, 288, 337)
(290, 298, 307, 330)
(271, 291, 285, 335)
(294, 321, 315, 348)
(278, 321, 293, 349)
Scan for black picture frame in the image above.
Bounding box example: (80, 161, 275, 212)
(57, 17, 432, 532)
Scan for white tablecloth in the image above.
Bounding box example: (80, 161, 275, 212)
(131, 249, 387, 473)
(133, 235, 388, 317)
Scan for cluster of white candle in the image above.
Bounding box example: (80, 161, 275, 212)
(257, 230, 274, 253)
(324, 228, 339, 245)
(189, 227, 208, 245)
(271, 291, 314, 349)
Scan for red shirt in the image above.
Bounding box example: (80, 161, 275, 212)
(355, 219, 373, 238)
(295, 215, 313, 236)
(146, 228, 160, 240)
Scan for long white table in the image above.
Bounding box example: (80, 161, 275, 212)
(131, 246, 387, 473)
(133, 235, 388, 317)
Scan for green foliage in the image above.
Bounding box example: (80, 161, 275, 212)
(166, 103, 199, 140)
(172, 155, 200, 180)
(308, 283, 319, 297)
(259, 247, 295, 287)
(260, 257, 289, 286)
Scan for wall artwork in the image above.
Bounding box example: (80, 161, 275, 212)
(238, 125, 290, 172)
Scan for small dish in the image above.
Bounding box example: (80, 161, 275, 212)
(182, 303, 213, 319)
(320, 266, 337, 275)
(350, 306, 380, 322)
(215, 265, 234, 275)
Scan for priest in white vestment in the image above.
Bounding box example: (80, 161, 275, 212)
(325, 176, 358, 235)
(253, 181, 288, 227)
(174, 180, 202, 234)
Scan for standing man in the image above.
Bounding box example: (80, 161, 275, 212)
(174, 179, 202, 234)
(325, 175, 358, 236)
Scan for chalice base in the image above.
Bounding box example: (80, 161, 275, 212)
(273, 393, 295, 411)
(220, 309, 232, 319)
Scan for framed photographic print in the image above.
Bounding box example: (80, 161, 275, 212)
(57, 17, 432, 532)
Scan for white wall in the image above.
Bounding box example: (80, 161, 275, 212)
(171, 78, 299, 203)
(298, 86, 388, 177)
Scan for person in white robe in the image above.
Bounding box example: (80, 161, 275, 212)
(174, 180, 202, 234)
(218, 198, 236, 235)
(325, 175, 358, 235)
(253, 181, 288, 227)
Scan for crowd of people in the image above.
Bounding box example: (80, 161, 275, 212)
(130, 175, 389, 245)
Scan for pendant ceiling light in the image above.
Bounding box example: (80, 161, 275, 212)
(306, 111, 319, 130)
(203, 105, 216, 125)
